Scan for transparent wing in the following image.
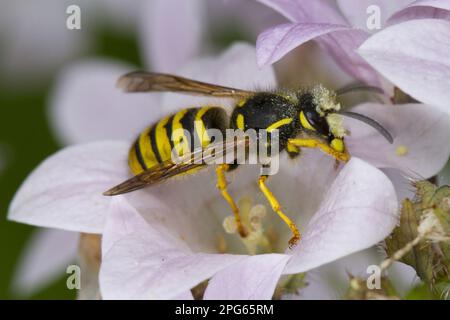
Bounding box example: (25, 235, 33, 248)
(103, 137, 249, 196)
(117, 71, 255, 98)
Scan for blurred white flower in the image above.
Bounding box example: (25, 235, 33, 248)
(10, 229, 79, 296)
(9, 42, 450, 299)
(0, 0, 147, 88)
(0, 0, 87, 86)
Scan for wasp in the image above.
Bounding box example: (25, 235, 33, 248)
(104, 72, 393, 247)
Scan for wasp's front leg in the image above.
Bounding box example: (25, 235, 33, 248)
(287, 138, 350, 163)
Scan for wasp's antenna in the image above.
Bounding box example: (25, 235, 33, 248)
(336, 83, 384, 96)
(339, 111, 394, 144)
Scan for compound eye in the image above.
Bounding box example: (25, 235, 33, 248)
(300, 110, 330, 136)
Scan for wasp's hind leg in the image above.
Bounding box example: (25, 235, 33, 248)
(287, 138, 349, 162)
(216, 164, 248, 237)
(258, 174, 300, 248)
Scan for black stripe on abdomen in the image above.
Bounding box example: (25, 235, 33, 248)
(179, 108, 199, 152)
(148, 124, 162, 164)
(134, 139, 147, 170)
(164, 114, 176, 152)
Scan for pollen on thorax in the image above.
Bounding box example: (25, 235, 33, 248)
(396, 145, 409, 156)
(220, 196, 275, 255)
(311, 84, 341, 115)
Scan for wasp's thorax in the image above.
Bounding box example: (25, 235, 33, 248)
(296, 85, 347, 152)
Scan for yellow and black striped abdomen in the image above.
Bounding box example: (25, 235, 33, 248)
(129, 106, 228, 175)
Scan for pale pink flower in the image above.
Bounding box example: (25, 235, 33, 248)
(11, 0, 199, 296)
(255, 0, 450, 96)
(358, 19, 450, 115)
(8, 42, 450, 299)
(11, 229, 79, 296)
(11, 0, 264, 296)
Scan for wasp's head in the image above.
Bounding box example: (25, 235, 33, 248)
(297, 85, 346, 153)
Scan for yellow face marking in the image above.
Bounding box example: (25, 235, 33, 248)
(396, 145, 409, 156)
(299, 111, 316, 131)
(172, 109, 190, 156)
(155, 115, 172, 161)
(195, 107, 211, 147)
(267, 118, 293, 132)
(236, 113, 245, 130)
(330, 138, 345, 153)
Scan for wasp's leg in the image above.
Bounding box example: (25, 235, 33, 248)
(216, 164, 248, 237)
(258, 175, 300, 248)
(287, 138, 350, 162)
(287, 143, 301, 159)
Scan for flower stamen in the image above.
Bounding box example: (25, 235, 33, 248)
(395, 145, 408, 156)
(221, 196, 276, 255)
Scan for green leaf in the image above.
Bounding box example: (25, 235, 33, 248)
(385, 181, 450, 296)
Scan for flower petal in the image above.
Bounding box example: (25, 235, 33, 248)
(289, 248, 380, 300)
(203, 254, 290, 300)
(140, 0, 204, 72)
(345, 103, 450, 179)
(255, 1, 381, 85)
(256, 0, 347, 24)
(317, 30, 380, 86)
(257, 23, 379, 85)
(337, 0, 414, 32)
(256, 22, 350, 66)
(11, 229, 78, 296)
(285, 247, 418, 299)
(49, 60, 164, 145)
(273, 40, 354, 88)
(124, 167, 236, 253)
(358, 19, 450, 113)
(387, 0, 450, 25)
(173, 291, 194, 300)
(383, 168, 416, 202)
(100, 197, 246, 299)
(268, 152, 341, 249)
(285, 157, 398, 274)
(8, 141, 129, 233)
